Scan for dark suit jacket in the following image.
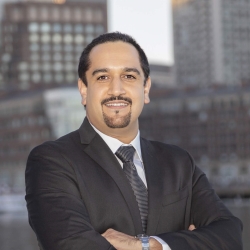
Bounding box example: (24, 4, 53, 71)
(25, 118, 242, 250)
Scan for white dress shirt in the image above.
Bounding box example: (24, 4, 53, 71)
(90, 123, 171, 250)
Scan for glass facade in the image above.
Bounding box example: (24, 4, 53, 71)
(0, 1, 107, 89)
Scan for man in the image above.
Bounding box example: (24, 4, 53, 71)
(25, 32, 242, 250)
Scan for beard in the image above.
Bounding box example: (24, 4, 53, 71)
(101, 96, 132, 128)
(102, 110, 131, 128)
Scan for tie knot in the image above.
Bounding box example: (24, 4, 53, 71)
(115, 145, 135, 163)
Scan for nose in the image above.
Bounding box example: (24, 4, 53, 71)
(107, 77, 126, 96)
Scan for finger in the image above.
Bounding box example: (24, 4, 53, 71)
(188, 224, 196, 231)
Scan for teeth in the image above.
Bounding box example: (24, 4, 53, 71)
(106, 103, 128, 107)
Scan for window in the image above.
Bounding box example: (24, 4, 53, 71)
(64, 24, 72, 32)
(55, 73, 64, 82)
(29, 33, 39, 43)
(42, 53, 51, 61)
(41, 34, 51, 43)
(75, 24, 84, 33)
(64, 34, 73, 44)
(2, 53, 11, 62)
(41, 44, 51, 51)
(42, 63, 51, 72)
(75, 45, 83, 52)
(54, 62, 63, 71)
(31, 62, 40, 71)
(53, 44, 62, 51)
(44, 73, 52, 82)
(41, 23, 51, 32)
(52, 34, 62, 43)
(86, 35, 94, 44)
(32, 72, 41, 82)
(19, 73, 30, 81)
(29, 23, 39, 32)
(64, 53, 73, 61)
(30, 53, 39, 61)
(75, 34, 84, 44)
(18, 62, 29, 71)
(95, 25, 104, 34)
(53, 23, 62, 32)
(86, 24, 94, 34)
(30, 43, 40, 51)
(64, 45, 73, 52)
(66, 73, 75, 82)
(53, 53, 62, 61)
(64, 62, 74, 71)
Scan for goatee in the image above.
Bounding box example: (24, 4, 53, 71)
(102, 111, 131, 128)
(101, 95, 132, 128)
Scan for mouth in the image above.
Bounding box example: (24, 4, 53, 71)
(105, 102, 129, 108)
(101, 96, 132, 110)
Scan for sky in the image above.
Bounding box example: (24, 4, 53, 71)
(108, 0, 174, 66)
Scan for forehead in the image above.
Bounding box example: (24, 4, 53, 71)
(88, 41, 141, 68)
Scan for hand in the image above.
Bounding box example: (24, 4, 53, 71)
(102, 229, 162, 250)
(102, 228, 140, 250)
(188, 224, 196, 231)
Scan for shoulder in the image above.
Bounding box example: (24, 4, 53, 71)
(142, 137, 192, 159)
(141, 137, 195, 171)
(28, 129, 81, 160)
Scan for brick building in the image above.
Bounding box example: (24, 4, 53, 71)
(0, 0, 107, 91)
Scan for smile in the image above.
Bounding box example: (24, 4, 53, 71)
(105, 103, 128, 107)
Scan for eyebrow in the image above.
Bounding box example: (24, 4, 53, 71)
(91, 67, 141, 76)
(92, 68, 108, 76)
(124, 67, 141, 75)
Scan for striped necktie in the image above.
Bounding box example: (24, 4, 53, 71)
(115, 145, 148, 233)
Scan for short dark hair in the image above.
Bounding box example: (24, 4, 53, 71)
(78, 32, 150, 86)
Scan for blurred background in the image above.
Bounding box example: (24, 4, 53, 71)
(0, 0, 249, 249)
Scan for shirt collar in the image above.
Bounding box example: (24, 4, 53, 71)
(89, 122, 142, 161)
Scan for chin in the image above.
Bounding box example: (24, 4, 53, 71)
(103, 113, 131, 129)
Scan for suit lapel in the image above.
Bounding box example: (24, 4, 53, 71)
(78, 118, 143, 234)
(141, 138, 165, 235)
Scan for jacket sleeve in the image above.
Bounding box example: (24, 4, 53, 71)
(157, 154, 243, 250)
(25, 143, 116, 250)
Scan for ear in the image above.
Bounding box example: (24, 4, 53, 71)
(144, 77, 151, 104)
(78, 78, 87, 106)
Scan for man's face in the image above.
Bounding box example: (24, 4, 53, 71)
(78, 41, 151, 136)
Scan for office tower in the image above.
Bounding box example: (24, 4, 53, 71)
(172, 0, 250, 86)
(150, 64, 174, 87)
(0, 0, 107, 91)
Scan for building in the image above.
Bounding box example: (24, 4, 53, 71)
(140, 84, 250, 197)
(0, 0, 107, 92)
(0, 88, 85, 193)
(149, 64, 174, 87)
(172, 0, 250, 87)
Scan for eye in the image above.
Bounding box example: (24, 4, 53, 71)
(124, 75, 136, 79)
(97, 75, 108, 80)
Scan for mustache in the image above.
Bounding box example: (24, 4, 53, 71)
(101, 96, 132, 105)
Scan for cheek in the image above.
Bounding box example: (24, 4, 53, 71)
(131, 92, 145, 112)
